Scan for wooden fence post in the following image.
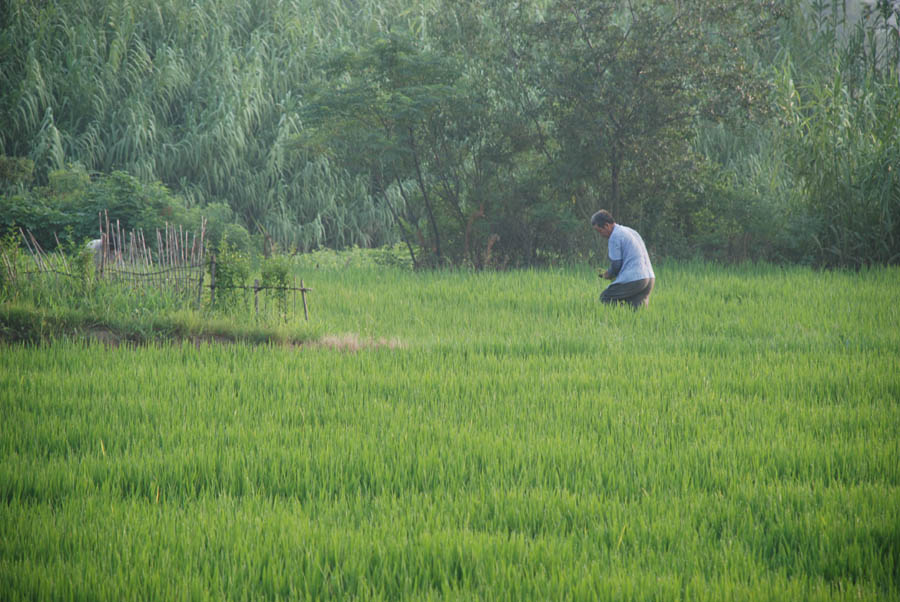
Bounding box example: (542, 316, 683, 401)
(209, 254, 216, 307)
(300, 279, 309, 322)
(196, 264, 205, 308)
(254, 279, 260, 319)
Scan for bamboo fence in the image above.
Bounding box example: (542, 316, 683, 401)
(3, 213, 312, 320)
(95, 212, 207, 301)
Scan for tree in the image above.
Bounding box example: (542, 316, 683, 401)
(526, 0, 780, 232)
(298, 34, 469, 267)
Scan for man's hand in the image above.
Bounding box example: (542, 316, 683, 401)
(599, 269, 612, 280)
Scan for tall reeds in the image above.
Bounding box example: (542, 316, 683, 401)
(0, 0, 424, 250)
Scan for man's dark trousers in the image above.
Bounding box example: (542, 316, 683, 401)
(600, 278, 654, 309)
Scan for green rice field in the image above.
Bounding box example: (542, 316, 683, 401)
(2, 262, 899, 600)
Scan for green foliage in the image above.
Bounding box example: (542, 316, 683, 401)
(0, 167, 186, 250)
(1, 0, 897, 267)
(176, 201, 253, 254)
(692, 122, 819, 264)
(210, 241, 249, 311)
(260, 255, 290, 289)
(0, 232, 21, 297)
(260, 254, 291, 317)
(221, 223, 253, 254)
(290, 244, 415, 271)
(48, 164, 90, 194)
(0, 0, 410, 254)
(0, 191, 70, 250)
(0, 245, 320, 344)
(777, 59, 900, 267)
(0, 166, 258, 259)
(67, 239, 97, 297)
(300, 32, 471, 266)
(0, 156, 34, 190)
(694, 2, 900, 267)
(373, 242, 416, 270)
(524, 1, 778, 224)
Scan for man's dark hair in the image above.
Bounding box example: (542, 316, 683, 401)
(591, 210, 615, 227)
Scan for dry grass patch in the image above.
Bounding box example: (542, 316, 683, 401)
(312, 333, 404, 351)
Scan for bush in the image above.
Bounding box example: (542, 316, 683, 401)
(261, 254, 291, 317)
(0, 167, 186, 250)
(221, 222, 253, 254)
(0, 156, 34, 191)
(189, 202, 250, 253)
(0, 232, 22, 298)
(210, 241, 249, 312)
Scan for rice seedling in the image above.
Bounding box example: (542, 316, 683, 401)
(1, 261, 898, 600)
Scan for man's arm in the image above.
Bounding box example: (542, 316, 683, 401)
(603, 259, 623, 280)
(603, 228, 622, 280)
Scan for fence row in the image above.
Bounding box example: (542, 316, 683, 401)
(2, 220, 311, 321)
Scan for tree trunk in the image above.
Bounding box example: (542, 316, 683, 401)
(390, 176, 420, 269)
(609, 143, 621, 219)
(408, 127, 443, 264)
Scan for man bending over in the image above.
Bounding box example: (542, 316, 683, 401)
(591, 210, 655, 309)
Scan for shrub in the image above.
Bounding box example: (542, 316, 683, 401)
(0, 232, 22, 298)
(261, 254, 291, 318)
(0, 156, 35, 191)
(210, 241, 249, 312)
(0, 167, 188, 250)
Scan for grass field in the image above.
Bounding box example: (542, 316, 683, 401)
(2, 261, 899, 600)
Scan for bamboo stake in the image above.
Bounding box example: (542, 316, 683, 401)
(29, 231, 51, 283)
(97, 211, 104, 276)
(140, 230, 151, 277)
(20, 228, 43, 272)
(165, 224, 170, 283)
(176, 225, 181, 289)
(174, 224, 180, 290)
(163, 225, 169, 286)
(128, 231, 136, 286)
(180, 225, 186, 291)
(104, 211, 111, 274)
(166, 223, 172, 284)
(254, 279, 260, 319)
(162, 224, 168, 284)
(53, 233, 70, 274)
(167, 223, 173, 288)
(152, 229, 159, 288)
(199, 218, 206, 273)
(172, 225, 176, 286)
(101, 212, 108, 276)
(157, 229, 164, 286)
(147, 229, 152, 287)
(300, 279, 309, 321)
(196, 236, 204, 308)
(0, 246, 15, 285)
(28, 230, 49, 273)
(116, 220, 122, 269)
(209, 254, 216, 307)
